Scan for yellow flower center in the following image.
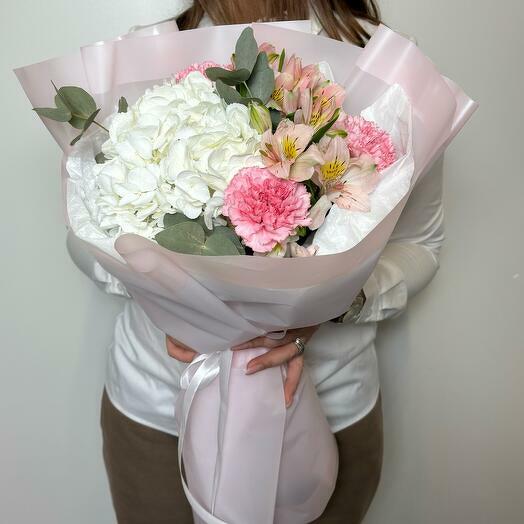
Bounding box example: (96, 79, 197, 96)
(321, 158, 347, 181)
(320, 96, 332, 110)
(310, 95, 334, 127)
(310, 111, 322, 127)
(272, 87, 284, 103)
(282, 135, 299, 160)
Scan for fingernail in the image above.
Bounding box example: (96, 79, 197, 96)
(285, 396, 293, 408)
(245, 364, 263, 375)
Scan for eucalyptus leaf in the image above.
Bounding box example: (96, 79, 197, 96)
(237, 82, 252, 98)
(83, 108, 101, 131)
(95, 152, 107, 164)
(57, 86, 97, 118)
(251, 52, 269, 75)
(234, 27, 259, 73)
(118, 96, 128, 113)
(55, 94, 69, 111)
(33, 106, 71, 122)
(69, 116, 86, 130)
(70, 132, 84, 146)
(212, 226, 245, 254)
(205, 67, 250, 85)
(155, 222, 206, 254)
(163, 213, 192, 228)
(247, 68, 275, 104)
(196, 215, 212, 232)
(216, 79, 247, 105)
(203, 232, 242, 256)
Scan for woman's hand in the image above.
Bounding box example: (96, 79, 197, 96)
(166, 335, 198, 363)
(166, 326, 319, 408)
(232, 325, 319, 408)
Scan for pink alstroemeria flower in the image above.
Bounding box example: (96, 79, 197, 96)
(258, 42, 281, 70)
(260, 120, 323, 182)
(288, 242, 319, 257)
(270, 56, 327, 113)
(295, 83, 346, 131)
(308, 136, 379, 228)
(271, 56, 301, 113)
(314, 135, 351, 185)
(330, 155, 380, 212)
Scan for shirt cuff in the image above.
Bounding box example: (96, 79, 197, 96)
(354, 257, 408, 324)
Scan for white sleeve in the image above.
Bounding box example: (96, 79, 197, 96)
(66, 230, 131, 298)
(355, 156, 445, 323)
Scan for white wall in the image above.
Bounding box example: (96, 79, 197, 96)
(365, 1, 524, 523)
(1, 1, 522, 523)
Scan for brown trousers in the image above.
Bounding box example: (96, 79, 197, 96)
(101, 389, 383, 524)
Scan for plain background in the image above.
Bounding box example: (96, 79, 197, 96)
(1, 0, 523, 522)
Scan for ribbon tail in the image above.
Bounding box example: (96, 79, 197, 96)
(176, 352, 228, 524)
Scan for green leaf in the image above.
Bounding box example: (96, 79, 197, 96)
(95, 152, 107, 164)
(278, 49, 286, 72)
(162, 213, 212, 233)
(303, 179, 321, 207)
(69, 116, 86, 129)
(296, 226, 308, 238)
(33, 106, 71, 122)
(196, 215, 212, 233)
(237, 82, 251, 98)
(155, 222, 206, 254)
(70, 132, 84, 146)
(54, 93, 68, 110)
(204, 232, 242, 256)
(57, 86, 97, 119)
(269, 109, 283, 131)
(234, 27, 259, 73)
(247, 68, 275, 104)
(252, 52, 269, 75)
(163, 213, 192, 228)
(216, 79, 248, 105)
(118, 96, 128, 113)
(311, 108, 341, 143)
(205, 67, 250, 85)
(83, 108, 101, 131)
(212, 226, 245, 254)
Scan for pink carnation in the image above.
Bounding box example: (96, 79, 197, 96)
(222, 167, 311, 253)
(174, 61, 220, 83)
(340, 115, 397, 171)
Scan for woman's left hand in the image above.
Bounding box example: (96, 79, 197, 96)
(232, 325, 320, 408)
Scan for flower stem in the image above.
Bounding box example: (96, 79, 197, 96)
(94, 121, 109, 133)
(243, 82, 253, 98)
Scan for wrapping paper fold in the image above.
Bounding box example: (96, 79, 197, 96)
(15, 21, 477, 524)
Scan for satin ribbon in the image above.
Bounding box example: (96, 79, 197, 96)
(175, 332, 288, 524)
(176, 350, 231, 524)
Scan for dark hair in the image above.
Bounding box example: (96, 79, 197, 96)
(177, 0, 381, 47)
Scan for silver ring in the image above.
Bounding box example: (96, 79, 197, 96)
(294, 337, 306, 356)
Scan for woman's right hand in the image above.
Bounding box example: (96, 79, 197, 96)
(166, 335, 199, 363)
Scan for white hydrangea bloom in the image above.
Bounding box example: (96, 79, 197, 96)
(92, 71, 262, 238)
(94, 158, 164, 237)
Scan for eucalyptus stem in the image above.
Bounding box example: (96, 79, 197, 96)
(242, 82, 253, 98)
(93, 121, 109, 133)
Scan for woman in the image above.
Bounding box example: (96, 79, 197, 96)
(68, 1, 444, 522)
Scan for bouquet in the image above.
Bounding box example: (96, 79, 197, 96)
(16, 20, 476, 524)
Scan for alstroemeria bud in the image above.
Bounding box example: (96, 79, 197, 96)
(249, 103, 272, 134)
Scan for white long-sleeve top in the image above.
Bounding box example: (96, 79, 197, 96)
(66, 11, 444, 435)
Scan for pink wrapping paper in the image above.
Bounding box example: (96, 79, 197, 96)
(15, 21, 477, 524)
